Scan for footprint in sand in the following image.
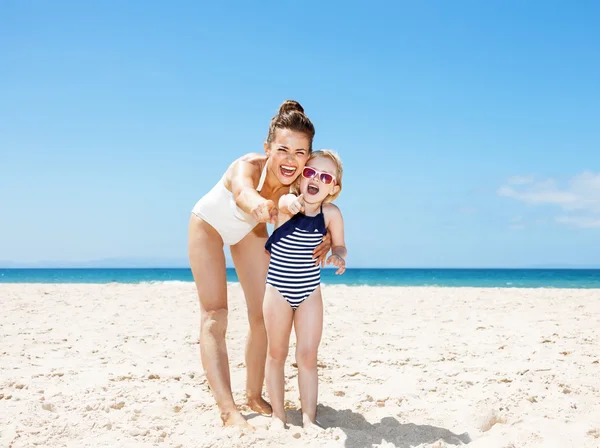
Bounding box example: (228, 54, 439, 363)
(42, 402, 56, 412)
(110, 401, 125, 410)
(479, 409, 507, 432)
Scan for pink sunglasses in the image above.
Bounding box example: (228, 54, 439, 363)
(302, 167, 336, 185)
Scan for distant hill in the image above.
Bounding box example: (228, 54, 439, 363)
(1, 259, 599, 269)
(0, 258, 191, 268)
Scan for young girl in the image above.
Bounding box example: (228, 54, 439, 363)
(262, 149, 347, 430)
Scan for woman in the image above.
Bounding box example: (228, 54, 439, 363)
(188, 100, 331, 428)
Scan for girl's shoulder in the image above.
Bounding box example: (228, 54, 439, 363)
(322, 202, 341, 213)
(322, 202, 342, 225)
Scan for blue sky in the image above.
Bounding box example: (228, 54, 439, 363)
(1, 1, 599, 268)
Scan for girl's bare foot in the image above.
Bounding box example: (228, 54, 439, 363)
(221, 409, 254, 430)
(246, 396, 273, 415)
(302, 415, 323, 433)
(269, 416, 286, 432)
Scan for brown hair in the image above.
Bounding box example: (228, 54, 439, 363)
(266, 100, 315, 151)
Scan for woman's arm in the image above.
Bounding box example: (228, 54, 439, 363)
(230, 160, 277, 224)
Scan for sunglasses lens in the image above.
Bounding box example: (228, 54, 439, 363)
(303, 167, 316, 178)
(320, 173, 334, 184)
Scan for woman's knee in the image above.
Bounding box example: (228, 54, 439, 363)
(201, 308, 229, 338)
(248, 310, 266, 332)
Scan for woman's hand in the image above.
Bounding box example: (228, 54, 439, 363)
(313, 232, 331, 267)
(251, 200, 278, 224)
(326, 253, 346, 275)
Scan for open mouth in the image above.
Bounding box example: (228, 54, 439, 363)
(307, 183, 320, 195)
(279, 165, 297, 177)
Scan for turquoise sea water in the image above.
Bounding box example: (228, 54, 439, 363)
(1, 268, 600, 288)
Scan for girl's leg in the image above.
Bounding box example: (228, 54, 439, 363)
(230, 223, 272, 414)
(293, 287, 324, 428)
(188, 214, 249, 428)
(263, 284, 294, 424)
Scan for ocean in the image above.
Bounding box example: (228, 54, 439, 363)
(1, 268, 600, 288)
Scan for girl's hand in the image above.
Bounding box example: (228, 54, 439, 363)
(251, 200, 278, 224)
(288, 194, 304, 215)
(326, 253, 346, 275)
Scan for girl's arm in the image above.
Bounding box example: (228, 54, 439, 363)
(230, 160, 277, 224)
(279, 193, 304, 215)
(273, 193, 307, 229)
(324, 204, 347, 274)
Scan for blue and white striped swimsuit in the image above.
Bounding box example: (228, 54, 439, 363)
(265, 206, 327, 310)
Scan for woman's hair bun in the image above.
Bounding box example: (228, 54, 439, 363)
(266, 99, 314, 148)
(278, 99, 305, 115)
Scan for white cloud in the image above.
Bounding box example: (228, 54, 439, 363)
(555, 215, 600, 228)
(498, 171, 600, 228)
(507, 174, 535, 185)
(456, 205, 478, 215)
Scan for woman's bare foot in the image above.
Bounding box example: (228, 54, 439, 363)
(221, 409, 254, 430)
(246, 396, 273, 415)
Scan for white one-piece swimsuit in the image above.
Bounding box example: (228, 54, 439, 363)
(191, 164, 267, 246)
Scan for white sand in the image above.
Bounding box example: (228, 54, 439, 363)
(1, 283, 600, 447)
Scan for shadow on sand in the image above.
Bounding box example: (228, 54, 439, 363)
(287, 404, 472, 448)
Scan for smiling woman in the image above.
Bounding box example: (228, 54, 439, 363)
(187, 100, 332, 429)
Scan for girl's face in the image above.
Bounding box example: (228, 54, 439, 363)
(299, 156, 340, 204)
(264, 128, 311, 186)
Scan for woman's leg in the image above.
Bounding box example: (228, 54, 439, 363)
(229, 223, 272, 414)
(293, 287, 324, 428)
(188, 214, 249, 428)
(263, 285, 294, 424)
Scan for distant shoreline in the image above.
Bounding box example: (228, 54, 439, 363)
(2, 266, 600, 270)
(2, 267, 600, 288)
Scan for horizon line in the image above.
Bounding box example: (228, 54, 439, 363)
(2, 266, 600, 270)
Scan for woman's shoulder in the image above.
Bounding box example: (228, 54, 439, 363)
(238, 152, 268, 164)
(230, 153, 268, 171)
(224, 153, 268, 185)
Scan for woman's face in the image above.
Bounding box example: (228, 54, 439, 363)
(264, 128, 311, 186)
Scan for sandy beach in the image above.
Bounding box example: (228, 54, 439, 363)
(1, 282, 600, 447)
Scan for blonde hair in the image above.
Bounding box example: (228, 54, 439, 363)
(292, 149, 343, 203)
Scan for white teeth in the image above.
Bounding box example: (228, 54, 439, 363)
(280, 165, 296, 177)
